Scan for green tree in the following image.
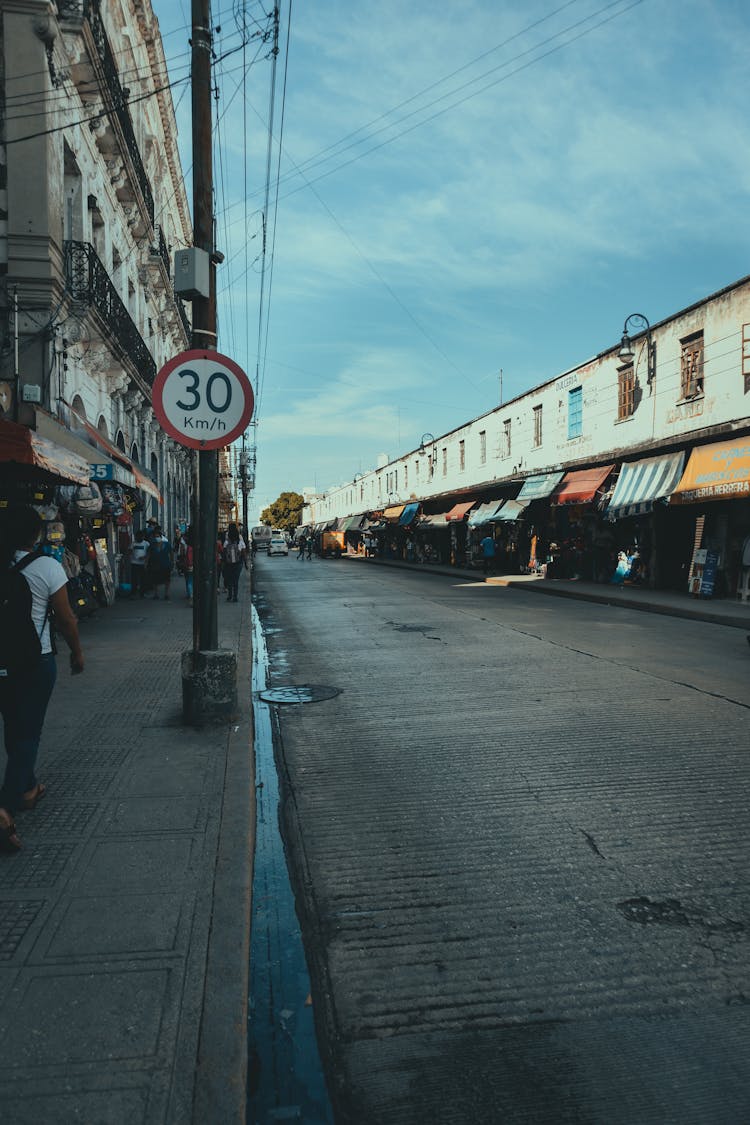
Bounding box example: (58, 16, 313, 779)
(260, 491, 304, 534)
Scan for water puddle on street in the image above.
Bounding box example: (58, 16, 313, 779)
(248, 602, 334, 1124)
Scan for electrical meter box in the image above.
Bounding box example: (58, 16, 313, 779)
(173, 247, 210, 299)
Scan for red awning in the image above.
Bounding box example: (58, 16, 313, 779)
(0, 417, 90, 484)
(445, 500, 476, 522)
(552, 465, 615, 505)
(67, 405, 162, 503)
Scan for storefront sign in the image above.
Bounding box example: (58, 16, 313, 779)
(699, 548, 720, 599)
(90, 463, 114, 481)
(672, 439, 750, 503)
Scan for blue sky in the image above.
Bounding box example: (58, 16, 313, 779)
(152, 0, 750, 521)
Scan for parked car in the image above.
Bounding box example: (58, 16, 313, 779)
(268, 536, 289, 556)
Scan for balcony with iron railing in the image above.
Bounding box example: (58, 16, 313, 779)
(58, 0, 154, 229)
(64, 240, 157, 387)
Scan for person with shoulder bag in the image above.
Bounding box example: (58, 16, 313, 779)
(0, 505, 84, 853)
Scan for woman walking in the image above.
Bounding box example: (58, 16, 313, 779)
(222, 523, 246, 603)
(0, 506, 84, 853)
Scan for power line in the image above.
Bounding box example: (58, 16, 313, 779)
(3, 37, 255, 147)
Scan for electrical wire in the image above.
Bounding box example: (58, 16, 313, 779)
(218, 0, 643, 227)
(3, 37, 255, 147)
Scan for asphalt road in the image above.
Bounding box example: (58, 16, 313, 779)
(253, 553, 750, 1125)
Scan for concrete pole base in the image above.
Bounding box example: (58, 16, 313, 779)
(182, 649, 238, 725)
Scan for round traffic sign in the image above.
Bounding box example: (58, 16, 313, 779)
(152, 349, 254, 450)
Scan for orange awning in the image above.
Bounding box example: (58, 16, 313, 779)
(445, 500, 476, 521)
(67, 405, 162, 503)
(552, 464, 615, 505)
(671, 438, 750, 503)
(0, 417, 90, 484)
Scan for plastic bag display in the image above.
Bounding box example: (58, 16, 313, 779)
(99, 481, 125, 517)
(57, 482, 103, 516)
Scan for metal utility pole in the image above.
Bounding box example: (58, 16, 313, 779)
(499, 368, 503, 407)
(191, 0, 218, 652)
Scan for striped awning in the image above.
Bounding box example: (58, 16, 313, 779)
(419, 512, 449, 528)
(516, 471, 565, 502)
(605, 451, 685, 520)
(468, 501, 503, 527)
(342, 513, 367, 531)
(493, 499, 529, 522)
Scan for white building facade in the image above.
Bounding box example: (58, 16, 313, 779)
(303, 277, 750, 595)
(0, 0, 193, 535)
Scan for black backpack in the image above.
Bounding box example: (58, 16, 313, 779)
(0, 551, 47, 678)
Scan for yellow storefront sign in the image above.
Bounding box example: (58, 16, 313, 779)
(671, 438, 750, 503)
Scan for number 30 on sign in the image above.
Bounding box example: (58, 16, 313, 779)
(152, 349, 254, 450)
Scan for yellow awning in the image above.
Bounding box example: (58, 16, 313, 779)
(671, 438, 750, 503)
(383, 505, 405, 521)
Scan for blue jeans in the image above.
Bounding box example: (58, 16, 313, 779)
(0, 654, 57, 814)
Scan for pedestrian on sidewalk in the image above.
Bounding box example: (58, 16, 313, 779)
(222, 523, 246, 602)
(177, 525, 194, 604)
(147, 526, 173, 600)
(297, 533, 307, 559)
(480, 532, 496, 575)
(306, 535, 314, 560)
(0, 505, 84, 853)
(129, 530, 149, 598)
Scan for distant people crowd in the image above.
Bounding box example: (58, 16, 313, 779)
(128, 519, 247, 605)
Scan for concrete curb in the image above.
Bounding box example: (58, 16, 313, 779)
(340, 554, 750, 631)
(192, 579, 255, 1125)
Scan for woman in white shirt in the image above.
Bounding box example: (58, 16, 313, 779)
(0, 506, 84, 853)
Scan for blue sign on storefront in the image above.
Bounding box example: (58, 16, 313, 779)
(90, 463, 114, 481)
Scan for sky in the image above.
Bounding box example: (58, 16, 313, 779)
(152, 0, 750, 523)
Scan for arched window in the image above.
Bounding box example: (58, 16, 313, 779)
(115, 430, 126, 452)
(71, 394, 86, 420)
(131, 442, 139, 464)
(97, 414, 109, 439)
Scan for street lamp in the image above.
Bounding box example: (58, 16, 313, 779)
(418, 432, 434, 455)
(619, 313, 656, 386)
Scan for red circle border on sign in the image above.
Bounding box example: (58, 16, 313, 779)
(152, 349, 254, 450)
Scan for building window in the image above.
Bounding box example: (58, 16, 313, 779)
(394, 469, 398, 492)
(459, 440, 465, 471)
(442, 447, 448, 476)
(502, 419, 511, 458)
(681, 330, 704, 398)
(568, 386, 582, 439)
(479, 430, 486, 465)
(617, 364, 635, 419)
(533, 405, 543, 448)
(404, 464, 408, 489)
(415, 459, 419, 480)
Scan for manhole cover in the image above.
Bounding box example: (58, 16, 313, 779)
(259, 685, 340, 705)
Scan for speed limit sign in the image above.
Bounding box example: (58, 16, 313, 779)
(152, 349, 254, 450)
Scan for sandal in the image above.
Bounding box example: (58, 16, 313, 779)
(0, 811, 21, 853)
(21, 783, 46, 811)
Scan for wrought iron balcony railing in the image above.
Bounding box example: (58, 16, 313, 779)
(64, 240, 157, 387)
(60, 0, 154, 229)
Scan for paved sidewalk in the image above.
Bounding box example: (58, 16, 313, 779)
(0, 579, 254, 1124)
(342, 554, 750, 630)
